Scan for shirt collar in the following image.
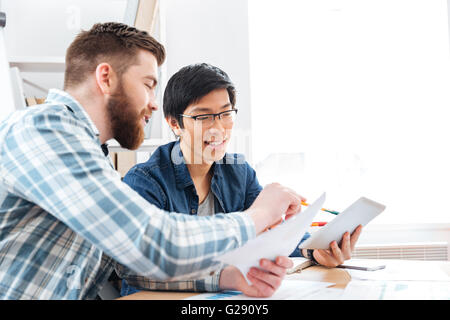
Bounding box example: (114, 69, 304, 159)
(45, 88, 100, 137)
(172, 141, 194, 190)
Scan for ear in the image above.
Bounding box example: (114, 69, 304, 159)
(166, 116, 182, 137)
(95, 63, 116, 95)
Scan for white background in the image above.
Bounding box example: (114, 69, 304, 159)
(249, 0, 450, 227)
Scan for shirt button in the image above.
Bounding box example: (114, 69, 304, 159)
(191, 209, 196, 214)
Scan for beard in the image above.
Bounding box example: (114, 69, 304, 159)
(106, 81, 146, 150)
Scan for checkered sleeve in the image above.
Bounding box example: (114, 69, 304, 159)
(117, 264, 222, 292)
(0, 109, 256, 281)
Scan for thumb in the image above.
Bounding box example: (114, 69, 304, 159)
(285, 199, 302, 218)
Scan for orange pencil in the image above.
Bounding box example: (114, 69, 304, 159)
(310, 221, 327, 227)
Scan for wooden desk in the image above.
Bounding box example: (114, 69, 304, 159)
(117, 259, 450, 300)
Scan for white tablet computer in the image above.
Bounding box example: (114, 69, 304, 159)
(299, 197, 386, 250)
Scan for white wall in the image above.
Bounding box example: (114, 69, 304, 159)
(3, 0, 127, 57)
(163, 0, 253, 161)
(2, 0, 128, 97)
(2, 0, 253, 155)
(0, 25, 15, 121)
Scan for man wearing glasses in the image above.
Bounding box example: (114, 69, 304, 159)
(119, 63, 362, 297)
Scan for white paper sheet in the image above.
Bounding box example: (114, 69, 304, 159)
(345, 260, 450, 282)
(214, 193, 326, 283)
(341, 280, 450, 300)
(185, 280, 335, 300)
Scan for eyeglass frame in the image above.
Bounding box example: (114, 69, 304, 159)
(178, 109, 238, 126)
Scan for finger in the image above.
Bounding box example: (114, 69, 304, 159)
(246, 272, 276, 297)
(285, 200, 302, 217)
(248, 267, 282, 291)
(275, 256, 294, 269)
(289, 193, 307, 213)
(259, 258, 287, 278)
(268, 218, 283, 230)
(314, 249, 334, 263)
(283, 188, 303, 216)
(349, 225, 363, 251)
(340, 232, 352, 260)
(314, 249, 328, 259)
(312, 249, 327, 262)
(315, 248, 335, 261)
(330, 241, 345, 266)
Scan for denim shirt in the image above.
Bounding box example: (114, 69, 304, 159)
(124, 141, 262, 216)
(120, 141, 308, 296)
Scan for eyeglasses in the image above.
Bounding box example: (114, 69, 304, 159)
(179, 109, 238, 127)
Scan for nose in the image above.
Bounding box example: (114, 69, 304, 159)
(208, 115, 227, 134)
(148, 97, 158, 112)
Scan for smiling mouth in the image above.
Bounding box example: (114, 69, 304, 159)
(204, 138, 227, 148)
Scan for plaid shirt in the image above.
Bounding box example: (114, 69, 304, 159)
(0, 89, 255, 299)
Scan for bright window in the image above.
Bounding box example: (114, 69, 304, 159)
(248, 0, 450, 224)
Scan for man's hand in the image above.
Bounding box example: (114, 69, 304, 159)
(309, 225, 363, 267)
(247, 183, 306, 234)
(219, 256, 293, 297)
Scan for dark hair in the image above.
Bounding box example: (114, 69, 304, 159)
(163, 63, 236, 128)
(64, 22, 165, 89)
